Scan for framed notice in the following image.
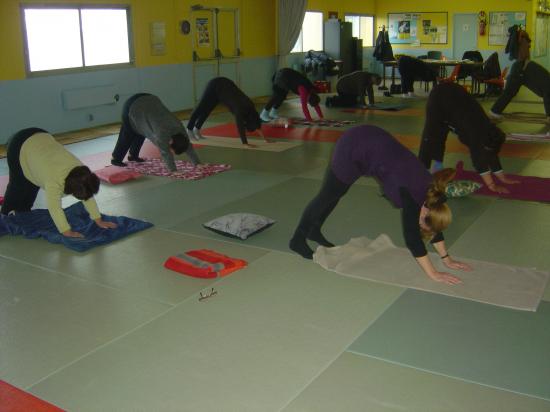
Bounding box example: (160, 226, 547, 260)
(488, 11, 527, 45)
(388, 12, 448, 44)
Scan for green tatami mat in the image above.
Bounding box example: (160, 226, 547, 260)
(348, 290, 550, 400)
(449, 200, 550, 271)
(0, 256, 169, 388)
(168, 177, 494, 254)
(98, 169, 293, 228)
(28, 252, 403, 412)
(283, 352, 550, 412)
(0, 229, 268, 305)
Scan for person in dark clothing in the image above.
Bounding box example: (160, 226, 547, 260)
(397, 55, 438, 96)
(289, 125, 471, 285)
(489, 30, 550, 123)
(260, 68, 323, 122)
(326, 71, 382, 108)
(419, 82, 518, 193)
(187, 77, 265, 147)
(111, 93, 200, 171)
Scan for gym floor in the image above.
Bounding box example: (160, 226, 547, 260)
(1, 85, 550, 411)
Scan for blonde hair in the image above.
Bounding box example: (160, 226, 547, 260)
(421, 168, 455, 239)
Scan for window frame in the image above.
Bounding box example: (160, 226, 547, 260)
(344, 13, 375, 47)
(291, 10, 324, 53)
(20, 3, 135, 77)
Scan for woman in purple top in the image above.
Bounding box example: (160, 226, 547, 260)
(289, 125, 471, 285)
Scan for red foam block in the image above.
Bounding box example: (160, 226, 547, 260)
(0, 380, 65, 412)
(201, 123, 343, 142)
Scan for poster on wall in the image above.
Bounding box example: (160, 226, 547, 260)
(196, 17, 210, 47)
(388, 12, 448, 44)
(488, 11, 527, 45)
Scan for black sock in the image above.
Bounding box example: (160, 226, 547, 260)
(289, 236, 314, 259)
(111, 158, 127, 167)
(307, 229, 334, 247)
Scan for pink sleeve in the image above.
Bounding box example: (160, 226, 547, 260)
(298, 85, 313, 121)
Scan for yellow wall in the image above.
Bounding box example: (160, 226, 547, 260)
(307, 0, 376, 19)
(0, 0, 276, 81)
(374, 0, 533, 52)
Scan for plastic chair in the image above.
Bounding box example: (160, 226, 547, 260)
(427, 51, 443, 60)
(482, 66, 508, 91)
(438, 64, 461, 83)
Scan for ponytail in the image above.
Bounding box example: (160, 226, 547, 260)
(421, 168, 455, 239)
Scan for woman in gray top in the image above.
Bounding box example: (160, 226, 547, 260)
(111, 93, 200, 171)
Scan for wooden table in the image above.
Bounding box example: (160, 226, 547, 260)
(381, 59, 484, 93)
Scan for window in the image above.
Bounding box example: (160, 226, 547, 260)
(291, 11, 323, 53)
(344, 14, 375, 47)
(22, 5, 132, 74)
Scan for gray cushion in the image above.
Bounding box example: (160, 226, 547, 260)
(203, 213, 275, 240)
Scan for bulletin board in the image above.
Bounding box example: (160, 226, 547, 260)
(388, 12, 448, 44)
(488, 11, 527, 45)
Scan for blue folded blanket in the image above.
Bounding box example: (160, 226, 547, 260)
(0, 202, 153, 252)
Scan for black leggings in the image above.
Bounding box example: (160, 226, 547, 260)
(111, 93, 151, 162)
(1, 128, 48, 215)
(264, 84, 289, 111)
(292, 167, 351, 238)
(187, 82, 221, 130)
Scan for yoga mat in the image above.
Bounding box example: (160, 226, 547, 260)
(349, 290, 550, 400)
(125, 158, 231, 180)
(313, 235, 549, 311)
(507, 132, 550, 142)
(501, 112, 548, 124)
(289, 118, 356, 127)
(201, 123, 342, 142)
(0, 380, 65, 411)
(188, 136, 302, 152)
(342, 107, 423, 116)
(0, 202, 153, 252)
(455, 161, 550, 202)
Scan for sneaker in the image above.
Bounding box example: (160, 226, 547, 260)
(401, 93, 413, 98)
(111, 158, 127, 167)
(193, 128, 205, 140)
(488, 110, 503, 120)
(269, 108, 279, 119)
(260, 109, 271, 122)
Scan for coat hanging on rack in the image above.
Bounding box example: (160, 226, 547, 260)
(373, 25, 394, 62)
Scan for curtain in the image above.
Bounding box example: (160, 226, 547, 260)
(277, 0, 307, 68)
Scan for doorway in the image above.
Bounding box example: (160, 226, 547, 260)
(190, 5, 241, 103)
(453, 14, 478, 60)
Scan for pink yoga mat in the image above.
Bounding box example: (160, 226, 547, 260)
(126, 158, 231, 180)
(455, 161, 550, 202)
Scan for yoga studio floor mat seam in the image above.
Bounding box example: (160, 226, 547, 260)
(348, 290, 550, 401)
(313, 234, 550, 311)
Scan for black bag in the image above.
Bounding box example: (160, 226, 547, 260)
(390, 84, 402, 94)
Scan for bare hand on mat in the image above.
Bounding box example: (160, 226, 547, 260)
(443, 257, 472, 271)
(63, 230, 84, 238)
(428, 271, 463, 285)
(95, 219, 118, 229)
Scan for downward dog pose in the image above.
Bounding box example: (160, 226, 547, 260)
(489, 30, 550, 122)
(419, 82, 517, 193)
(260, 68, 323, 122)
(326, 71, 382, 107)
(1, 128, 116, 238)
(111, 93, 200, 171)
(187, 77, 265, 148)
(397, 55, 438, 97)
(289, 125, 471, 285)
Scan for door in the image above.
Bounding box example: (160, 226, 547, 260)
(191, 6, 240, 103)
(453, 14, 478, 60)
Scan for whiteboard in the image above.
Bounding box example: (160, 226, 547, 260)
(488, 11, 527, 45)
